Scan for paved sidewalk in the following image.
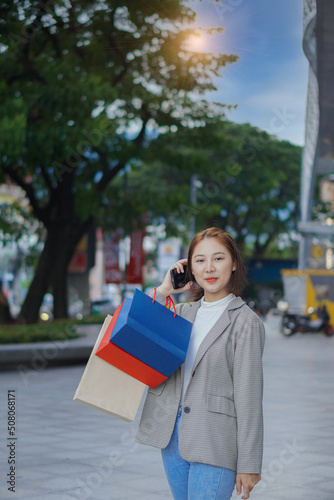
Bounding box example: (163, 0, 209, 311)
(0, 314, 334, 499)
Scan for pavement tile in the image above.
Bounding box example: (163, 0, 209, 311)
(251, 484, 333, 500)
(16, 469, 55, 483)
(35, 475, 78, 491)
(22, 460, 93, 477)
(318, 479, 334, 494)
(1, 317, 334, 499)
(32, 495, 79, 500)
(4, 484, 53, 500)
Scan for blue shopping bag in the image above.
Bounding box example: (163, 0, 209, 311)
(109, 289, 192, 377)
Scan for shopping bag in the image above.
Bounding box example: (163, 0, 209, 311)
(95, 304, 167, 388)
(109, 288, 192, 377)
(73, 315, 146, 422)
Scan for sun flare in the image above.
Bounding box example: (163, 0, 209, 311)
(186, 33, 206, 52)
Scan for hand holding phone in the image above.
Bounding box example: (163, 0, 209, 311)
(170, 265, 191, 290)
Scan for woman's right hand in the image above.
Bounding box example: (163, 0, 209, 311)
(156, 259, 194, 297)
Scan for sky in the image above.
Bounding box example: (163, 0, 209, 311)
(190, 0, 309, 146)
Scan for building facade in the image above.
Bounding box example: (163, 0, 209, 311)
(299, 0, 334, 268)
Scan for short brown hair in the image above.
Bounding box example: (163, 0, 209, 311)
(187, 227, 246, 301)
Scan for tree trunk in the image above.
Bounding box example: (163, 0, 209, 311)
(51, 218, 93, 319)
(0, 284, 14, 324)
(18, 229, 60, 323)
(52, 261, 69, 320)
(50, 226, 75, 320)
(19, 222, 92, 323)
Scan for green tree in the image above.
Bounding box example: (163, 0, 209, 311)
(116, 121, 301, 256)
(0, 0, 237, 322)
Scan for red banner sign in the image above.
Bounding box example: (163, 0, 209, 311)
(68, 235, 88, 273)
(126, 231, 145, 284)
(104, 233, 123, 284)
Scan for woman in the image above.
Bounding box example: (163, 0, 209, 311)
(136, 228, 265, 500)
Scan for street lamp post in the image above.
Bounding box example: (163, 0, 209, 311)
(189, 174, 203, 242)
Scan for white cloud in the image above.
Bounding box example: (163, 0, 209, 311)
(208, 55, 309, 146)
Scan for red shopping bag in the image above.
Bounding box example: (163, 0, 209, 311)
(95, 303, 167, 388)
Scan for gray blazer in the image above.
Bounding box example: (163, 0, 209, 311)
(136, 291, 265, 474)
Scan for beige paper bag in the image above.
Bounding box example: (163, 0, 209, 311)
(73, 315, 146, 422)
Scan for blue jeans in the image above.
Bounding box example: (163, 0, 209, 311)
(161, 408, 236, 500)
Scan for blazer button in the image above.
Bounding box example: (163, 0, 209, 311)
(184, 407, 191, 414)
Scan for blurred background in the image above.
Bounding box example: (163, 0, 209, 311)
(0, 0, 333, 335)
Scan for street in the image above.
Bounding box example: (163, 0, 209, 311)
(1, 314, 334, 499)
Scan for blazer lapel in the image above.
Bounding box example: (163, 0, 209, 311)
(183, 299, 201, 324)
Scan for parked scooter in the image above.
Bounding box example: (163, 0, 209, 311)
(281, 304, 334, 337)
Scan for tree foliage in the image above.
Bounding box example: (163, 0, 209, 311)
(0, 0, 237, 321)
(115, 121, 302, 256)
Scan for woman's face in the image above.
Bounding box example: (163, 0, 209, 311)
(191, 238, 235, 302)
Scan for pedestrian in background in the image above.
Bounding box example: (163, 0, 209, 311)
(136, 227, 265, 500)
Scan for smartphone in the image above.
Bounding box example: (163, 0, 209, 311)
(170, 265, 191, 290)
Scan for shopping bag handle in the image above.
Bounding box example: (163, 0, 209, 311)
(165, 295, 177, 317)
(150, 288, 177, 318)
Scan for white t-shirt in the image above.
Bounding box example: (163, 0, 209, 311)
(180, 293, 235, 403)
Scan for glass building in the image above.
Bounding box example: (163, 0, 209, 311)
(299, 0, 334, 269)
